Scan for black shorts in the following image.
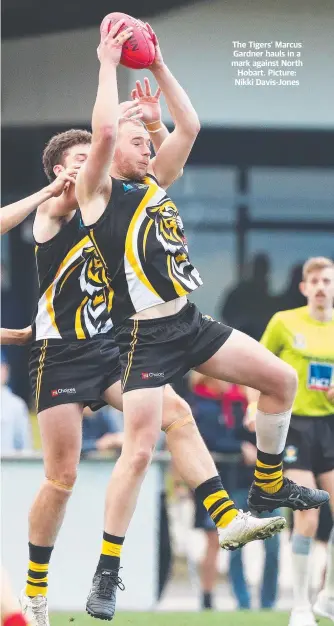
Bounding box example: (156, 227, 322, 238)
(114, 301, 233, 393)
(29, 336, 121, 413)
(283, 414, 334, 476)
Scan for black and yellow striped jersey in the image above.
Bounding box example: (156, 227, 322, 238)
(33, 211, 113, 341)
(88, 175, 203, 325)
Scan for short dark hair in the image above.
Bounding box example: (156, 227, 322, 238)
(42, 129, 92, 181)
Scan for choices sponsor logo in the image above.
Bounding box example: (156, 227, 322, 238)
(51, 388, 76, 397)
(141, 372, 165, 380)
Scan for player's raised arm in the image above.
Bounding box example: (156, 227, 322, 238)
(146, 24, 200, 189)
(76, 20, 133, 215)
(0, 170, 76, 235)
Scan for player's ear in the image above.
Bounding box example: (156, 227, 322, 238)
(53, 164, 64, 177)
(299, 280, 306, 297)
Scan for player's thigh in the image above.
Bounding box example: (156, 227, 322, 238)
(103, 379, 123, 411)
(38, 403, 83, 477)
(318, 469, 334, 516)
(195, 328, 297, 397)
(285, 469, 320, 536)
(122, 387, 164, 450)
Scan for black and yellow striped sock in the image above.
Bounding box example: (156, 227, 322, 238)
(195, 476, 238, 529)
(96, 532, 125, 573)
(254, 449, 284, 494)
(25, 543, 53, 598)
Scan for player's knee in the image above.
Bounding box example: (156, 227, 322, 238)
(273, 362, 298, 405)
(162, 392, 192, 430)
(128, 446, 154, 474)
(47, 465, 78, 491)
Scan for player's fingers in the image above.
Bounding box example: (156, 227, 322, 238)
(145, 23, 158, 46)
(121, 99, 138, 112)
(131, 89, 139, 100)
(154, 86, 162, 100)
(136, 80, 145, 98)
(124, 106, 142, 119)
(131, 110, 144, 120)
(144, 77, 152, 96)
(64, 168, 79, 178)
(64, 173, 77, 183)
(100, 18, 112, 41)
(114, 27, 133, 45)
(107, 18, 125, 39)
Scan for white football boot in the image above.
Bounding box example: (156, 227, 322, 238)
(20, 591, 50, 626)
(218, 510, 286, 551)
(314, 589, 334, 621)
(288, 607, 317, 626)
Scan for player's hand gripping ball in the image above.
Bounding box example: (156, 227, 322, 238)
(100, 12, 155, 69)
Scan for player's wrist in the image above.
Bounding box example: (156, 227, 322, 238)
(42, 185, 54, 200)
(99, 58, 119, 73)
(145, 120, 163, 133)
(149, 62, 167, 76)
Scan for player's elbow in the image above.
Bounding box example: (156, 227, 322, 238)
(99, 124, 117, 142)
(93, 124, 117, 147)
(184, 116, 201, 137)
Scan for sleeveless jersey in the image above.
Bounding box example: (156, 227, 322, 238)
(89, 175, 203, 325)
(33, 211, 113, 341)
(261, 306, 334, 417)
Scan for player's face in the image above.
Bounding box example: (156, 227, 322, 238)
(53, 143, 91, 178)
(114, 124, 151, 180)
(300, 267, 334, 309)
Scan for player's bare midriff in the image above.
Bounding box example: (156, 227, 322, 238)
(131, 295, 187, 320)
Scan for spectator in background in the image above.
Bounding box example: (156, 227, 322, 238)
(274, 263, 305, 312)
(188, 372, 280, 610)
(220, 253, 275, 341)
(1, 352, 32, 454)
(81, 406, 124, 457)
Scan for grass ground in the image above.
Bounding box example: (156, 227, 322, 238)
(50, 612, 331, 626)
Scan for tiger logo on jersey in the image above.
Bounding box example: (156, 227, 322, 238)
(146, 200, 188, 255)
(145, 200, 201, 294)
(77, 246, 113, 338)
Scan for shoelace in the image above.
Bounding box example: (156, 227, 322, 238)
(30, 598, 48, 626)
(283, 477, 314, 498)
(98, 571, 125, 599)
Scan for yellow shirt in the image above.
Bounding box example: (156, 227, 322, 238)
(260, 306, 334, 417)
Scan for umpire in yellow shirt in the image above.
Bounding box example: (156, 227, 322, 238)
(247, 257, 334, 626)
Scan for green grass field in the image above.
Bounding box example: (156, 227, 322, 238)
(50, 612, 331, 626)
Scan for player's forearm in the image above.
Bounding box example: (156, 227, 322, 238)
(151, 65, 200, 134)
(147, 122, 169, 153)
(0, 327, 32, 346)
(0, 187, 53, 235)
(92, 61, 119, 142)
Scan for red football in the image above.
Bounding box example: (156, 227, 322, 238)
(100, 12, 156, 69)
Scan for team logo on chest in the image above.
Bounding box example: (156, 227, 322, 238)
(77, 245, 112, 337)
(146, 201, 187, 254)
